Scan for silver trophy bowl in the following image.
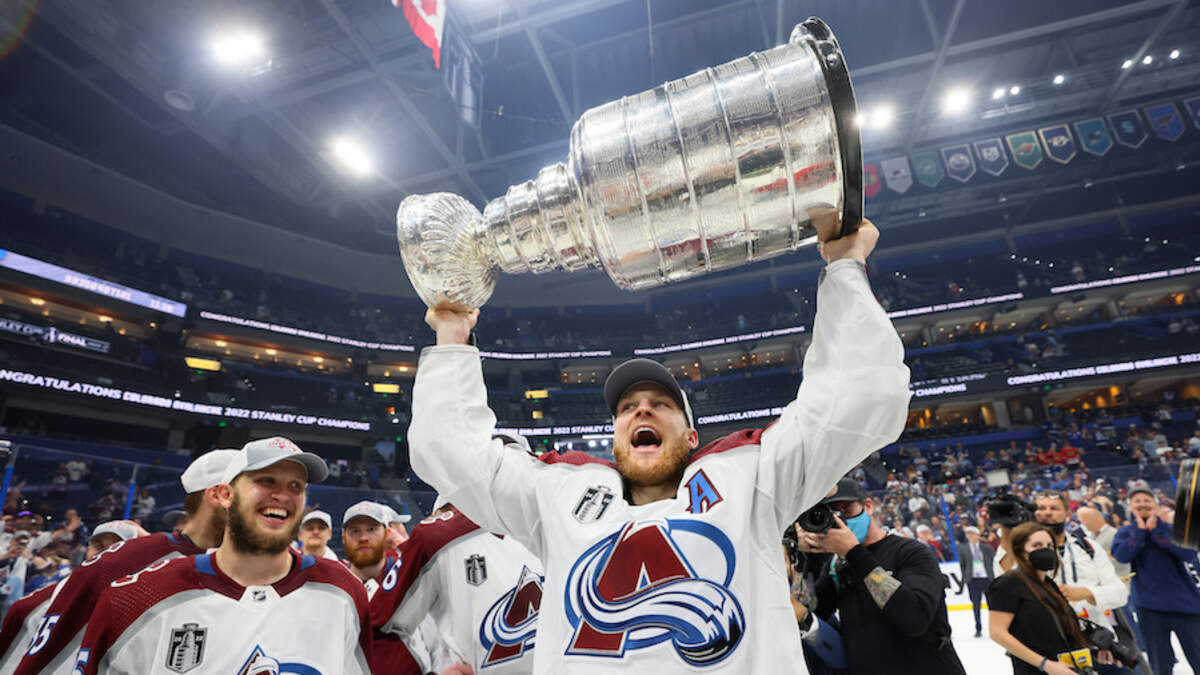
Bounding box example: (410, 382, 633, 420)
(398, 17, 861, 309)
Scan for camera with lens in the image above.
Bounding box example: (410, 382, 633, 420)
(985, 493, 1036, 528)
(1080, 619, 1141, 669)
(797, 503, 837, 534)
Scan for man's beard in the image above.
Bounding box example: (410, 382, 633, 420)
(227, 491, 300, 555)
(614, 432, 691, 489)
(344, 536, 387, 568)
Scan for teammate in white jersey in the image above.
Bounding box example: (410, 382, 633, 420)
(372, 497, 544, 673)
(75, 436, 376, 674)
(297, 509, 341, 560)
(14, 449, 239, 675)
(413, 220, 911, 672)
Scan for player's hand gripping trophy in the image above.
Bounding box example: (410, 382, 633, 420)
(397, 18, 865, 312)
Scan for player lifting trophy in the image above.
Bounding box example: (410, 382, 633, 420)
(401, 18, 911, 673)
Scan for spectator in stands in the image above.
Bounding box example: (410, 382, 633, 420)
(131, 487, 155, 520)
(1112, 481, 1200, 675)
(916, 525, 945, 561)
(959, 526, 995, 638)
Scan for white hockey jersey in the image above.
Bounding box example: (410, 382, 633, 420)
(0, 581, 59, 671)
(409, 259, 911, 673)
(75, 550, 373, 674)
(372, 507, 544, 673)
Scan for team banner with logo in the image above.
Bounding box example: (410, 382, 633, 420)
(1143, 102, 1185, 142)
(1108, 110, 1147, 148)
(940, 144, 975, 183)
(880, 157, 913, 194)
(973, 138, 1008, 177)
(1038, 124, 1077, 164)
(1184, 97, 1200, 130)
(864, 163, 882, 198)
(911, 149, 944, 188)
(1074, 118, 1113, 156)
(1005, 131, 1043, 170)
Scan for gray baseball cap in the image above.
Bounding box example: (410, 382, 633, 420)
(221, 437, 329, 484)
(603, 358, 694, 428)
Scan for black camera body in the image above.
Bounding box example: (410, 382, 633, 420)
(1080, 619, 1141, 669)
(798, 503, 836, 534)
(985, 494, 1036, 528)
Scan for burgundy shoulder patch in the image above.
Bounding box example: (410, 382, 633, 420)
(536, 450, 617, 469)
(689, 424, 774, 464)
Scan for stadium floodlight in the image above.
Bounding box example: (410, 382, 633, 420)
(1121, 59, 1133, 69)
(1053, 74, 1065, 85)
(1009, 85, 1020, 95)
(330, 136, 375, 177)
(941, 87, 971, 115)
(1169, 49, 1180, 60)
(872, 104, 894, 129)
(210, 29, 267, 67)
(992, 88, 1005, 100)
(1142, 55, 1153, 65)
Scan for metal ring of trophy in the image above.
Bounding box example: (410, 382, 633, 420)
(397, 17, 862, 309)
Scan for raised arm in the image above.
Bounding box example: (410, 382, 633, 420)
(757, 221, 911, 528)
(409, 311, 546, 556)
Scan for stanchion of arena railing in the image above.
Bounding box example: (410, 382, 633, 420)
(940, 495, 960, 562)
(0, 440, 16, 509)
(122, 465, 139, 520)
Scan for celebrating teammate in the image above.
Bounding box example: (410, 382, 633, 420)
(73, 437, 375, 674)
(411, 220, 910, 671)
(297, 509, 340, 560)
(14, 449, 239, 675)
(372, 494, 544, 673)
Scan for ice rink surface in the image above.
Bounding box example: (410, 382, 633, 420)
(948, 608, 1194, 674)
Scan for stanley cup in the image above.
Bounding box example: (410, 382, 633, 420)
(397, 17, 862, 309)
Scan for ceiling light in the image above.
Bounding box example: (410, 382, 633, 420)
(1009, 85, 1020, 95)
(1121, 59, 1133, 69)
(30, 297, 45, 305)
(210, 29, 267, 67)
(215, 340, 227, 347)
(992, 88, 1005, 100)
(329, 136, 374, 177)
(266, 348, 277, 355)
(314, 356, 324, 363)
(941, 87, 971, 115)
(873, 104, 894, 129)
(1169, 49, 1180, 60)
(1142, 55, 1153, 65)
(1053, 74, 1065, 85)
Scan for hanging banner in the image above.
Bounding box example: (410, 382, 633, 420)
(1074, 118, 1114, 156)
(1143, 102, 1185, 142)
(1038, 124, 1077, 164)
(911, 149, 944, 188)
(880, 156, 913, 194)
(1005, 131, 1043, 170)
(1108, 110, 1147, 148)
(973, 138, 1008, 176)
(940, 144, 976, 182)
(864, 163, 882, 198)
(1184, 96, 1200, 130)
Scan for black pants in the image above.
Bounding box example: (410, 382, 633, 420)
(967, 577, 990, 632)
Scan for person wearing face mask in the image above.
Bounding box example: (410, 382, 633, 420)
(793, 478, 966, 675)
(1034, 492, 1136, 674)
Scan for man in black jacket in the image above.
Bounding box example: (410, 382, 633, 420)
(958, 526, 995, 637)
(795, 478, 966, 675)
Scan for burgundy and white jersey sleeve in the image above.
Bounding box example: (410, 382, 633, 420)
(15, 532, 203, 675)
(0, 582, 59, 671)
(76, 551, 372, 674)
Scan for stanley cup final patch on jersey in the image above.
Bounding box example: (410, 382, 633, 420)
(465, 554, 488, 586)
(572, 485, 615, 523)
(165, 622, 207, 673)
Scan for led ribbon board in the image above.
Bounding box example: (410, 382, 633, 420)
(0, 249, 187, 317)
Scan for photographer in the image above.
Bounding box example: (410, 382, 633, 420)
(988, 522, 1109, 674)
(794, 479, 966, 675)
(1111, 481, 1200, 675)
(1034, 491, 1136, 674)
(988, 493, 1037, 576)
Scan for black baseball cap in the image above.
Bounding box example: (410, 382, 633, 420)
(819, 478, 868, 505)
(603, 358, 694, 428)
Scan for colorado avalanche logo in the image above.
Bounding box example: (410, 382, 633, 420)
(479, 565, 543, 667)
(564, 518, 745, 666)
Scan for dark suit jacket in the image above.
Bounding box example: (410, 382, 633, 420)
(958, 541, 995, 582)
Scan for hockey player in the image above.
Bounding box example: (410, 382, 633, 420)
(0, 520, 145, 671)
(413, 220, 910, 672)
(13, 449, 239, 675)
(342, 501, 397, 590)
(384, 504, 413, 550)
(74, 435, 375, 674)
(372, 495, 544, 673)
(297, 510, 340, 560)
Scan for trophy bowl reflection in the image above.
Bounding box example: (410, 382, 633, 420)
(397, 17, 863, 310)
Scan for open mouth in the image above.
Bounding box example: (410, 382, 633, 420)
(631, 426, 663, 454)
(258, 507, 289, 526)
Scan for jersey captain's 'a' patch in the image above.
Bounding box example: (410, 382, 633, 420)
(685, 469, 723, 514)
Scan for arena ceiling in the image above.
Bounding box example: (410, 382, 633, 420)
(0, 0, 1198, 256)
